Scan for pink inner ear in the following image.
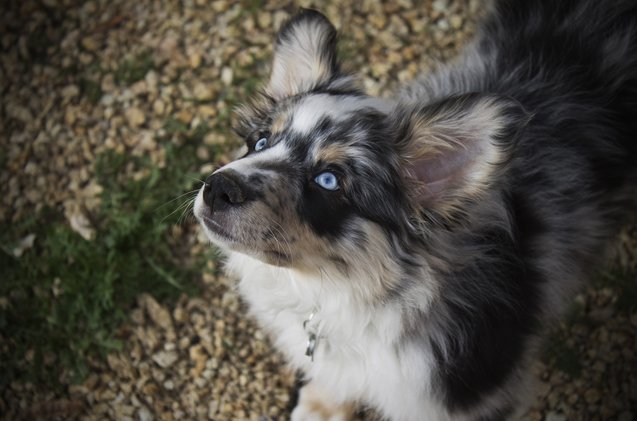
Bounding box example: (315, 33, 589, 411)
(407, 147, 476, 203)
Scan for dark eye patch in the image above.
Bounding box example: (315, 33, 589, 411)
(296, 119, 405, 237)
(300, 178, 353, 237)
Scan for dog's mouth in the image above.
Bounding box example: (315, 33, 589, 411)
(202, 215, 234, 241)
(196, 204, 237, 243)
(202, 213, 293, 265)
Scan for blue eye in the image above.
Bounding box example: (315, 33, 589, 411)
(254, 137, 268, 152)
(314, 172, 339, 191)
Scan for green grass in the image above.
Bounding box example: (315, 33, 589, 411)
(79, 78, 103, 104)
(114, 51, 154, 85)
(163, 116, 190, 135)
(0, 124, 222, 391)
(337, 34, 360, 64)
(238, 0, 264, 17)
(596, 268, 637, 314)
(541, 267, 636, 378)
(543, 336, 583, 379)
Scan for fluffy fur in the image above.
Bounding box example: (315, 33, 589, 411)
(194, 2, 637, 420)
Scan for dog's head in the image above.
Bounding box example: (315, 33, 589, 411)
(195, 10, 526, 280)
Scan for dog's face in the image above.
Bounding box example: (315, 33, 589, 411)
(194, 10, 526, 277)
(194, 88, 404, 271)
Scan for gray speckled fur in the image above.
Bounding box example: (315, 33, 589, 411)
(197, 2, 637, 419)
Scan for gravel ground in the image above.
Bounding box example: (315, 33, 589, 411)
(1, 0, 636, 420)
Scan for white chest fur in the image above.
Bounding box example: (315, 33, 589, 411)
(225, 252, 450, 421)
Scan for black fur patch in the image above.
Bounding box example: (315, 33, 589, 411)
(431, 213, 543, 410)
(300, 179, 353, 237)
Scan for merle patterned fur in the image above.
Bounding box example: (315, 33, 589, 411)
(195, 1, 637, 419)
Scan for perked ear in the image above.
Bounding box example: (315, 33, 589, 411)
(267, 9, 339, 100)
(396, 94, 529, 216)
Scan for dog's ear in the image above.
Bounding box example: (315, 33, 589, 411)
(267, 9, 339, 100)
(395, 94, 529, 216)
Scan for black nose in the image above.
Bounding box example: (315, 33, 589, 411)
(203, 171, 249, 212)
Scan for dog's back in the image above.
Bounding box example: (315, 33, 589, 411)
(491, 0, 637, 187)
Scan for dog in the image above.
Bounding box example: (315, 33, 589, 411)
(194, 1, 637, 419)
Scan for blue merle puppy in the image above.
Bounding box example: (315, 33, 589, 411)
(194, 1, 637, 419)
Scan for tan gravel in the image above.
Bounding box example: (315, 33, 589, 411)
(1, 0, 636, 420)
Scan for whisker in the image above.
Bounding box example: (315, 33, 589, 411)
(155, 188, 200, 211)
(266, 225, 293, 266)
(268, 221, 294, 260)
(158, 191, 199, 224)
(175, 203, 192, 225)
(187, 175, 207, 184)
(177, 200, 197, 225)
